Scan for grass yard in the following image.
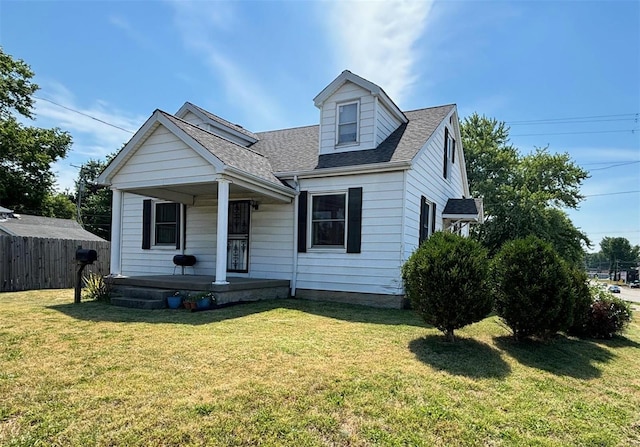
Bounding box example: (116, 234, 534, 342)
(1, 290, 639, 446)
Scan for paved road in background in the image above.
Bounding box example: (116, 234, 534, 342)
(618, 286, 640, 306)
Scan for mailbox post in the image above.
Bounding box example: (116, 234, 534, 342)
(75, 247, 97, 304)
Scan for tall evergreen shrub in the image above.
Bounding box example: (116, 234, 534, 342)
(402, 232, 492, 342)
(492, 236, 574, 340)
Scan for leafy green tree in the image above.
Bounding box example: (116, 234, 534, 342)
(461, 113, 589, 266)
(0, 47, 72, 216)
(402, 232, 493, 342)
(599, 237, 640, 279)
(75, 156, 114, 240)
(41, 192, 75, 219)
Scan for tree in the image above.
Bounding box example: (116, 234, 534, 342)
(42, 192, 75, 219)
(75, 156, 114, 240)
(401, 232, 493, 342)
(599, 237, 640, 279)
(0, 47, 72, 216)
(460, 113, 590, 266)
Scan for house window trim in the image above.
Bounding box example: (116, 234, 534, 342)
(443, 126, 455, 180)
(152, 201, 180, 249)
(308, 191, 348, 252)
(336, 100, 360, 147)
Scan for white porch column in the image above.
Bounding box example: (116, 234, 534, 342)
(110, 188, 123, 275)
(214, 179, 230, 285)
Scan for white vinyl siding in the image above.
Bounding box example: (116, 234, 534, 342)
(180, 111, 205, 127)
(376, 102, 402, 145)
(319, 82, 375, 155)
(403, 118, 467, 261)
(112, 124, 217, 188)
(297, 171, 405, 295)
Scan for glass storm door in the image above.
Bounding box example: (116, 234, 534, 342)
(227, 201, 250, 273)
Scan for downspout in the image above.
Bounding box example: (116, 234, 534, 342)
(399, 170, 407, 295)
(291, 175, 300, 297)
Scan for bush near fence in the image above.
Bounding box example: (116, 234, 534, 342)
(0, 236, 110, 292)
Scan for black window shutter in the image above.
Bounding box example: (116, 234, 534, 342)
(297, 191, 307, 253)
(443, 127, 449, 179)
(142, 199, 152, 249)
(419, 196, 428, 245)
(175, 203, 181, 249)
(431, 202, 437, 234)
(347, 187, 363, 253)
(451, 138, 456, 164)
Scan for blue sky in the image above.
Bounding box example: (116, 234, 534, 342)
(1, 0, 638, 251)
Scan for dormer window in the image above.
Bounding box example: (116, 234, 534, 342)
(337, 102, 358, 145)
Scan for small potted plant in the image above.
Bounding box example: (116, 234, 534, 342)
(194, 291, 215, 309)
(167, 291, 183, 309)
(183, 293, 198, 310)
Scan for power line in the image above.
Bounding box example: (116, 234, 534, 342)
(589, 160, 640, 171)
(33, 95, 136, 134)
(511, 129, 639, 137)
(506, 113, 639, 125)
(581, 160, 640, 166)
(584, 190, 640, 198)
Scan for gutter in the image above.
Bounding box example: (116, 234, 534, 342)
(277, 161, 411, 180)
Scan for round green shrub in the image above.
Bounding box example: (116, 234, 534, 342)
(401, 231, 492, 342)
(584, 290, 632, 339)
(492, 236, 574, 340)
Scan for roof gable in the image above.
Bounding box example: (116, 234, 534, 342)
(98, 110, 226, 184)
(313, 70, 407, 124)
(175, 102, 258, 145)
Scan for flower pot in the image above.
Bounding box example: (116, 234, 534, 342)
(167, 296, 182, 309)
(184, 301, 196, 310)
(196, 297, 211, 309)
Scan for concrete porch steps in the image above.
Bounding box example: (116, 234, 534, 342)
(110, 286, 173, 310)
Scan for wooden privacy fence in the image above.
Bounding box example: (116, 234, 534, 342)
(0, 236, 110, 292)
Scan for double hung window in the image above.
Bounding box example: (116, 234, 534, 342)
(337, 102, 358, 145)
(311, 193, 346, 247)
(154, 202, 178, 245)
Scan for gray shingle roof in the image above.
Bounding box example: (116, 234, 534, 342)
(443, 198, 478, 216)
(253, 104, 454, 173)
(0, 215, 106, 240)
(161, 112, 284, 186)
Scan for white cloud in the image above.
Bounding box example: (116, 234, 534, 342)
(325, 0, 434, 105)
(30, 80, 146, 191)
(169, 1, 285, 129)
(33, 80, 144, 158)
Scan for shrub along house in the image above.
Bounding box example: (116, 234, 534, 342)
(98, 70, 482, 308)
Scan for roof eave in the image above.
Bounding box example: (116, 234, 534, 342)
(276, 160, 411, 180)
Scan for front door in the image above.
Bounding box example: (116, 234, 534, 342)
(227, 201, 250, 272)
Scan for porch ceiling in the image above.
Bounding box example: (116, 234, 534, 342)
(124, 181, 292, 205)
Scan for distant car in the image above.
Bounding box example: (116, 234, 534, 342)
(630, 281, 640, 289)
(608, 285, 621, 293)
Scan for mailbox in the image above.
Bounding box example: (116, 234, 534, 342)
(76, 248, 97, 264)
(173, 254, 197, 267)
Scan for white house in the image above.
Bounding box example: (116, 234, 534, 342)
(98, 71, 482, 308)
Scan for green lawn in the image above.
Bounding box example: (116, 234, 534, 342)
(1, 290, 639, 446)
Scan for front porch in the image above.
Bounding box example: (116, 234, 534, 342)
(110, 275, 290, 309)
